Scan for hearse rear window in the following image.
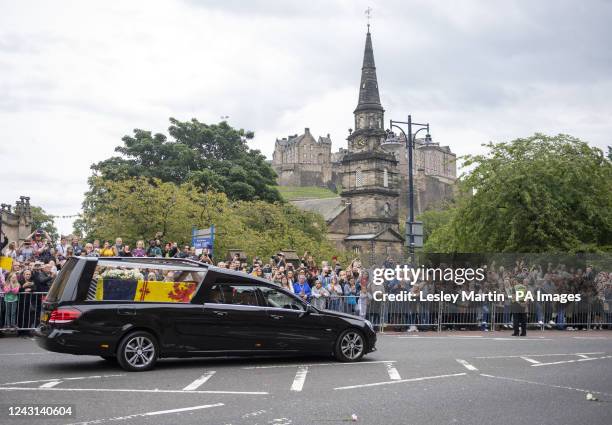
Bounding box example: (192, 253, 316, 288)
(85, 261, 205, 303)
(46, 257, 77, 302)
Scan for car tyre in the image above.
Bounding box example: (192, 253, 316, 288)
(334, 329, 365, 362)
(116, 331, 158, 372)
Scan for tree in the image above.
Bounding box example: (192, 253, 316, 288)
(91, 118, 281, 202)
(608, 146, 611, 161)
(76, 177, 346, 262)
(30, 206, 59, 241)
(422, 134, 612, 253)
(418, 206, 457, 253)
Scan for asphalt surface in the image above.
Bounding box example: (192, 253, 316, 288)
(0, 331, 610, 425)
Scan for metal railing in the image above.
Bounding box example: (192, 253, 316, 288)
(1, 292, 47, 331)
(2, 292, 611, 332)
(308, 295, 612, 331)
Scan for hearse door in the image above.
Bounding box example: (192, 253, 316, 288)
(199, 283, 268, 353)
(259, 286, 332, 352)
(173, 294, 227, 353)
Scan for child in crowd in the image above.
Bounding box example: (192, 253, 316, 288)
(357, 285, 369, 319)
(3, 273, 20, 328)
(344, 278, 357, 314)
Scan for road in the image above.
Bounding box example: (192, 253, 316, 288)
(0, 331, 611, 425)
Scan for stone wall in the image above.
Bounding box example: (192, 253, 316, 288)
(396, 174, 456, 217)
(0, 197, 33, 245)
(343, 239, 404, 267)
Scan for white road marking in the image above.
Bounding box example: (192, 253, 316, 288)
(182, 371, 216, 391)
(0, 386, 267, 395)
(39, 380, 61, 388)
(243, 360, 396, 369)
(0, 374, 125, 386)
(290, 366, 308, 392)
(474, 352, 604, 359)
(480, 374, 612, 397)
(334, 372, 467, 390)
(269, 418, 292, 425)
(65, 403, 224, 425)
(520, 357, 540, 364)
(573, 336, 607, 339)
(242, 410, 266, 419)
(398, 336, 551, 341)
(456, 359, 478, 371)
(385, 362, 401, 380)
(399, 335, 482, 338)
(531, 355, 612, 367)
(0, 352, 55, 356)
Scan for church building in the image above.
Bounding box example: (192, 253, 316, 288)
(289, 29, 405, 264)
(273, 28, 457, 264)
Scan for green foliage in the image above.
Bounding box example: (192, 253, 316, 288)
(418, 206, 457, 253)
(422, 134, 612, 253)
(91, 118, 281, 202)
(30, 206, 59, 241)
(76, 177, 344, 261)
(276, 185, 338, 201)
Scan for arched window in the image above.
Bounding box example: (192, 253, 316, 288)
(356, 168, 363, 188)
(383, 168, 388, 187)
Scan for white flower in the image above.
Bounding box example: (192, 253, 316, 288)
(101, 268, 144, 281)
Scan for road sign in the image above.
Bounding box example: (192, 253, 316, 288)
(192, 225, 215, 256)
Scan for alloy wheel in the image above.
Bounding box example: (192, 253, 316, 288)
(124, 336, 155, 368)
(340, 331, 364, 360)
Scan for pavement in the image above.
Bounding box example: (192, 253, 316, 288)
(0, 330, 610, 425)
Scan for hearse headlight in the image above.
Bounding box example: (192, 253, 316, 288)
(365, 320, 374, 330)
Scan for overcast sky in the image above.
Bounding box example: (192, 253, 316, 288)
(2, 0, 611, 235)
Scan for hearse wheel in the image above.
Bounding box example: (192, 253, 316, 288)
(334, 329, 365, 362)
(117, 331, 158, 372)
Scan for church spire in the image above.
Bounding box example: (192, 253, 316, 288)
(355, 29, 383, 113)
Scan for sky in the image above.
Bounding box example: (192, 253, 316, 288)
(1, 0, 611, 235)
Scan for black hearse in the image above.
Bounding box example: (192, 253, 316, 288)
(35, 257, 376, 371)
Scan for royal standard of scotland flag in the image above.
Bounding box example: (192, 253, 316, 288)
(96, 278, 197, 303)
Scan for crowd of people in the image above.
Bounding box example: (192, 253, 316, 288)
(478, 259, 612, 331)
(1, 228, 611, 334)
(378, 258, 612, 332)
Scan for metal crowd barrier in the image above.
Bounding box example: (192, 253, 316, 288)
(321, 296, 612, 332)
(1, 292, 47, 331)
(1, 292, 611, 332)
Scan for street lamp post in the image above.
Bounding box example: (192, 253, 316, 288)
(386, 115, 431, 265)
